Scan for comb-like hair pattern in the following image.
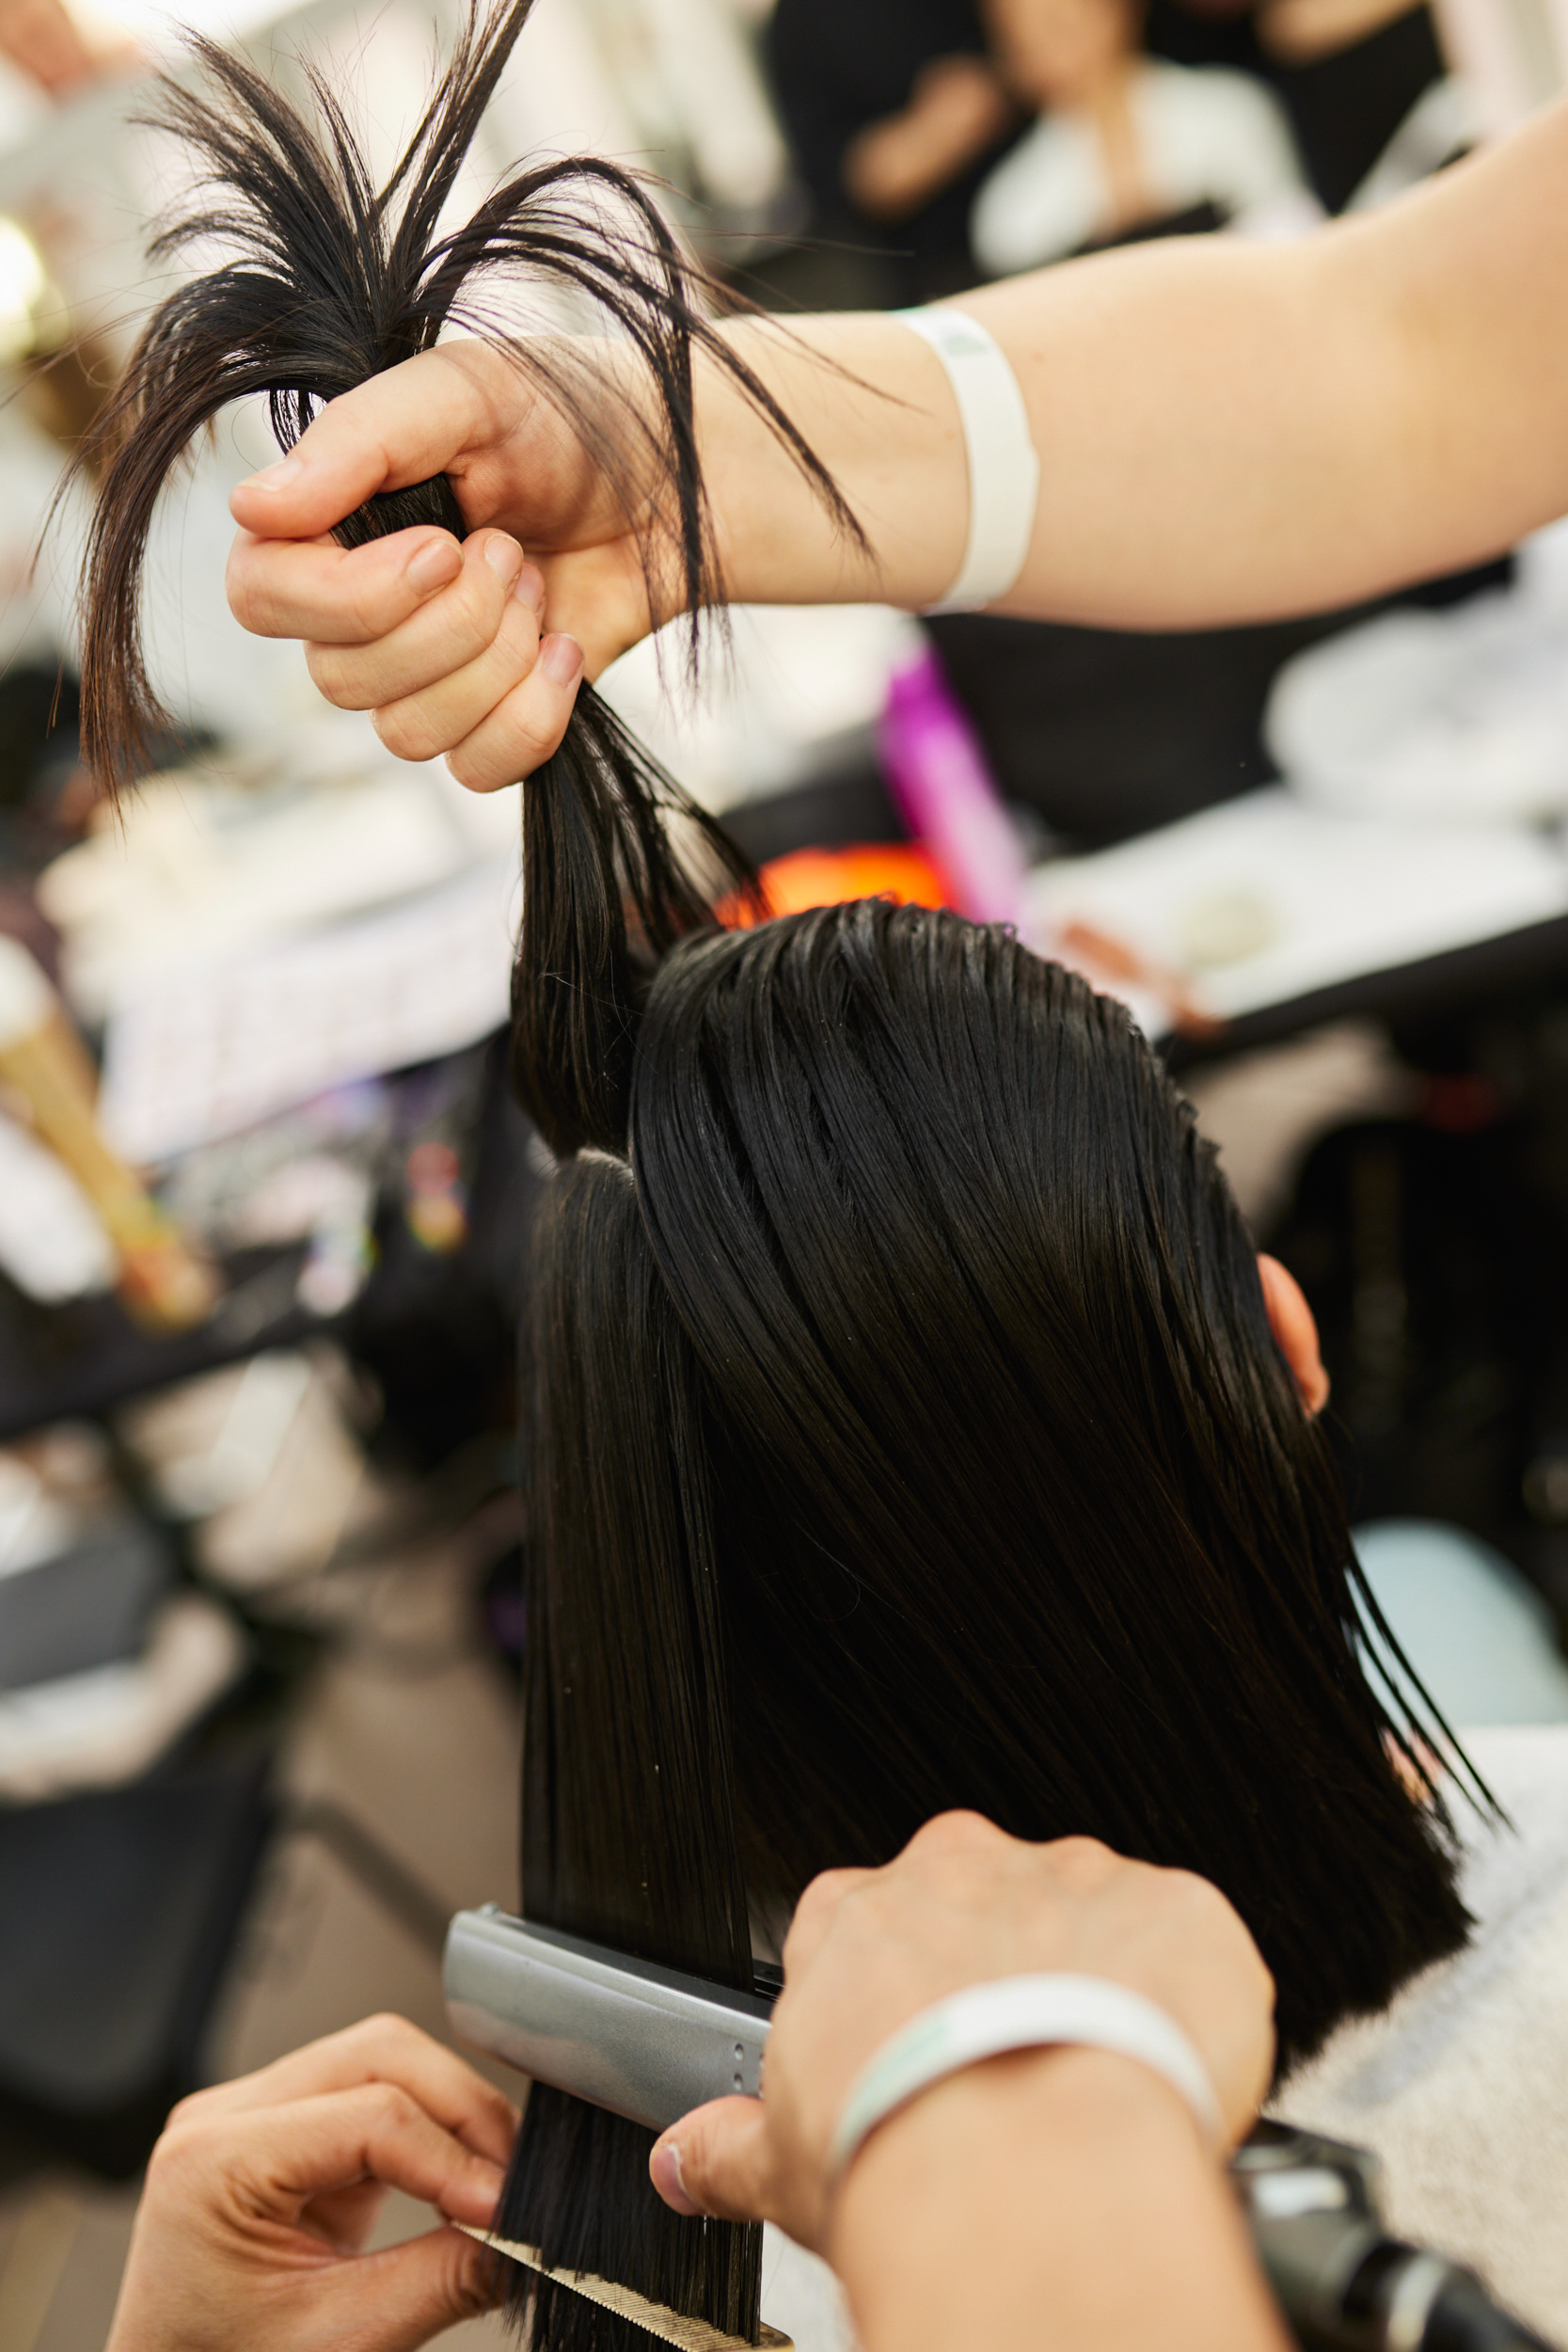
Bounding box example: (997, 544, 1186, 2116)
(75, 8, 864, 2346)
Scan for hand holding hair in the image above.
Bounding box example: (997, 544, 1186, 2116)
(81, 0, 859, 1157)
(227, 337, 663, 788)
(103, 2015, 518, 2352)
(650, 1816, 1285, 2352)
(231, 93, 1568, 756)
(648, 1810, 1275, 2252)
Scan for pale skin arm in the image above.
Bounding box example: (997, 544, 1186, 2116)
(824, 2050, 1285, 2352)
(644, 1812, 1288, 2352)
(226, 98, 1568, 790)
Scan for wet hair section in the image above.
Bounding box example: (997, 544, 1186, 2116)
(531, 897, 1478, 2108)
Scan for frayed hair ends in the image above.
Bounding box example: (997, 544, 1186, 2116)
(73, 0, 865, 1147)
(507, 1152, 761, 2348)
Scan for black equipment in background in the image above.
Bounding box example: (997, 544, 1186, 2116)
(0, 1755, 272, 2177)
(1237, 2122, 1556, 2352)
(1270, 1006, 1568, 1637)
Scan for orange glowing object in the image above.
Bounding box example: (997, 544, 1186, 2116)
(723, 843, 953, 928)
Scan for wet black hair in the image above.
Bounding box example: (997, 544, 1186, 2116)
(82, 9, 1477, 2348)
(508, 873, 1481, 2352)
(526, 899, 1475, 2094)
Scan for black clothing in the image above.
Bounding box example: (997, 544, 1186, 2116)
(927, 559, 1512, 852)
(764, 0, 1021, 300)
(1271, 3, 1447, 214)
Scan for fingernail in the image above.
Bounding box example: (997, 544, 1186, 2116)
(442, 2164, 503, 2231)
(483, 532, 524, 588)
(408, 536, 462, 595)
(650, 2139, 703, 2217)
(540, 632, 584, 690)
(513, 562, 545, 616)
(246, 454, 303, 492)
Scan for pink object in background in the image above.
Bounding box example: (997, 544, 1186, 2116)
(876, 647, 1026, 927)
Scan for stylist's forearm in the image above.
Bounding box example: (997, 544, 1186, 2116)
(830, 2048, 1289, 2352)
(705, 101, 1568, 631)
(702, 317, 970, 612)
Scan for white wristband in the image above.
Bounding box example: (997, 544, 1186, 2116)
(895, 306, 1041, 615)
(828, 1973, 1223, 2179)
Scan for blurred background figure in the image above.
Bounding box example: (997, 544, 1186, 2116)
(913, 0, 1487, 852)
(1148, 0, 1462, 218)
(763, 0, 1022, 302)
(973, 0, 1307, 274)
(745, 0, 1487, 849)
(0, 0, 132, 98)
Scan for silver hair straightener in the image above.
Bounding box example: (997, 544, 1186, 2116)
(445, 1905, 1557, 2352)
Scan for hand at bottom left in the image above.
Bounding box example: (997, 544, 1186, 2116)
(104, 2014, 519, 2352)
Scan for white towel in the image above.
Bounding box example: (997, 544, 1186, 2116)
(1279, 1725, 1568, 2340)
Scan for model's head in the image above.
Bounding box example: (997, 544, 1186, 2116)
(511, 905, 1477, 2352)
(525, 896, 1468, 2084)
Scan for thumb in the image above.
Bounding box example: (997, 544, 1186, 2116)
(650, 2099, 774, 2226)
(318, 2223, 499, 2352)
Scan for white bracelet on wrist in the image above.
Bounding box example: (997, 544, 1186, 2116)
(894, 306, 1041, 615)
(828, 1973, 1224, 2180)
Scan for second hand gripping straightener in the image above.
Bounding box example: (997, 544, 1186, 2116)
(444, 1903, 1557, 2352)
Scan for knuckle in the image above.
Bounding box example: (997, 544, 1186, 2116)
(448, 702, 552, 790)
(914, 1808, 1000, 1853)
(1048, 1835, 1117, 1878)
(793, 1867, 854, 1924)
(368, 2079, 419, 2129)
(357, 2010, 416, 2049)
(226, 564, 272, 637)
(146, 2113, 212, 2186)
(501, 686, 563, 763)
(343, 565, 399, 643)
(305, 644, 370, 710)
(498, 596, 542, 664)
(162, 2086, 214, 2132)
(372, 703, 440, 762)
(453, 2239, 501, 2316)
(444, 740, 496, 793)
(677, 2121, 714, 2188)
(420, 567, 501, 674)
(1167, 1867, 1237, 1931)
(454, 563, 504, 640)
